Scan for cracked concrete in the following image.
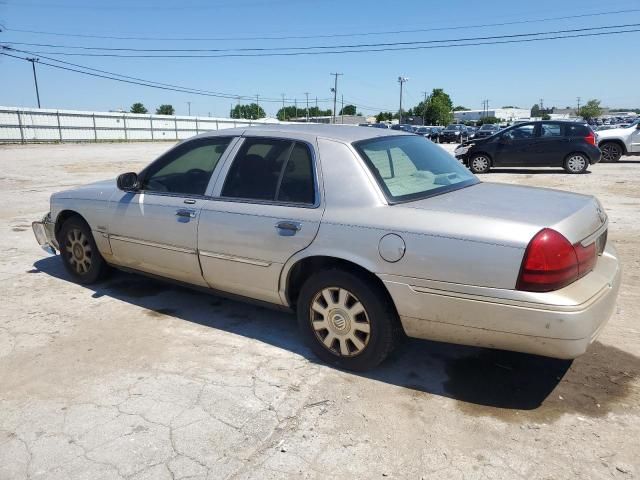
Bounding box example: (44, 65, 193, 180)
(1, 142, 639, 479)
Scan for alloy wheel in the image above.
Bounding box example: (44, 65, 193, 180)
(601, 143, 621, 162)
(310, 287, 371, 357)
(64, 228, 93, 275)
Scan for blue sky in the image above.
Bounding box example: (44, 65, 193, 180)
(1, 0, 639, 117)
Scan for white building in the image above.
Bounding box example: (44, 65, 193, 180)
(453, 108, 530, 123)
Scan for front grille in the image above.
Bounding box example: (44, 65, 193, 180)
(596, 229, 608, 256)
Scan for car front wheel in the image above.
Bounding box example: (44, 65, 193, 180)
(564, 153, 589, 174)
(469, 154, 491, 174)
(297, 269, 397, 371)
(58, 216, 111, 284)
(600, 142, 623, 162)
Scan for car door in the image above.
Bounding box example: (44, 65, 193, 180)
(630, 123, 640, 153)
(197, 136, 323, 305)
(493, 123, 539, 167)
(529, 122, 566, 166)
(108, 136, 236, 285)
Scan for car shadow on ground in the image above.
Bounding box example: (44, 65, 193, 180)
(486, 168, 592, 175)
(32, 256, 639, 421)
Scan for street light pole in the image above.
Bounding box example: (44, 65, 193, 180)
(27, 57, 41, 108)
(187, 101, 191, 116)
(330, 73, 343, 124)
(304, 92, 309, 122)
(398, 76, 408, 123)
(421, 90, 428, 125)
(281, 93, 286, 120)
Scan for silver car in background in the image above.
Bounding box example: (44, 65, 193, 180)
(32, 125, 621, 371)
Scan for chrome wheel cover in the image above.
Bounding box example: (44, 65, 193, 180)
(567, 155, 587, 173)
(64, 228, 92, 274)
(471, 156, 489, 172)
(601, 143, 620, 162)
(310, 287, 371, 357)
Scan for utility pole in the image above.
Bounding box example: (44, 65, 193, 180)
(330, 73, 343, 124)
(398, 76, 408, 123)
(187, 101, 191, 116)
(341, 95, 344, 124)
(539, 98, 544, 112)
(421, 91, 428, 125)
(281, 93, 286, 120)
(294, 98, 298, 119)
(27, 58, 41, 108)
(304, 92, 309, 122)
(576, 96, 581, 114)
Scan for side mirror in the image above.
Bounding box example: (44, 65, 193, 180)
(117, 172, 140, 191)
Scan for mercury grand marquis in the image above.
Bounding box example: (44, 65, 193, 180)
(32, 125, 621, 371)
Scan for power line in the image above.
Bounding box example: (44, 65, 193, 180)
(5, 26, 638, 58)
(2, 8, 638, 42)
(3, 23, 639, 53)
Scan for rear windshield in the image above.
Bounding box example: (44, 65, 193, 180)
(353, 135, 479, 203)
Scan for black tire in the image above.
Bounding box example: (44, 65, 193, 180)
(600, 142, 623, 163)
(468, 154, 491, 174)
(563, 153, 589, 174)
(296, 269, 397, 371)
(58, 216, 111, 284)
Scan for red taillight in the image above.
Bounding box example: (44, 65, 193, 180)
(584, 132, 596, 146)
(516, 228, 597, 292)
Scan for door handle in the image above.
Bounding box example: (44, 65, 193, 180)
(275, 221, 301, 235)
(176, 209, 196, 218)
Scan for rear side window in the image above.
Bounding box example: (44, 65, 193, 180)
(565, 124, 590, 136)
(221, 138, 315, 205)
(541, 123, 562, 137)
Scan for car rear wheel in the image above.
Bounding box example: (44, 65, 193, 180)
(563, 153, 589, 174)
(600, 142, 623, 162)
(59, 216, 111, 284)
(469, 154, 491, 174)
(297, 269, 397, 371)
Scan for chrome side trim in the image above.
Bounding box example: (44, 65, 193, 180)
(198, 250, 272, 267)
(109, 234, 196, 254)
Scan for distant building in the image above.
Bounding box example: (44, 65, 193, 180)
(453, 108, 530, 122)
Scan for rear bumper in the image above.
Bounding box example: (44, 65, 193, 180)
(32, 213, 58, 254)
(381, 243, 621, 359)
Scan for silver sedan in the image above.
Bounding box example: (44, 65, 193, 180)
(32, 125, 621, 371)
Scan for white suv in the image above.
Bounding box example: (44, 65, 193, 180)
(597, 119, 640, 162)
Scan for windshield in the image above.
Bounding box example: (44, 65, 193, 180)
(479, 124, 498, 131)
(353, 135, 479, 203)
(445, 125, 461, 131)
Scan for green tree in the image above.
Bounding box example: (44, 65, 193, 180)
(130, 102, 148, 114)
(531, 104, 541, 117)
(156, 104, 175, 115)
(375, 111, 393, 122)
(277, 105, 331, 121)
(477, 116, 500, 125)
(413, 88, 453, 125)
(339, 104, 357, 116)
(231, 103, 266, 120)
(453, 105, 470, 111)
(578, 99, 603, 121)
(541, 113, 551, 120)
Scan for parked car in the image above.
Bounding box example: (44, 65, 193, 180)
(413, 126, 439, 141)
(473, 123, 502, 139)
(32, 125, 620, 370)
(439, 124, 470, 143)
(370, 123, 390, 129)
(455, 121, 601, 174)
(596, 119, 640, 162)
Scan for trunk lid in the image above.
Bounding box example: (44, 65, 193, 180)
(399, 182, 606, 247)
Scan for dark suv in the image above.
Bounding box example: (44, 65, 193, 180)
(439, 124, 470, 143)
(454, 121, 601, 174)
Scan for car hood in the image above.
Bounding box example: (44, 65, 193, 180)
(596, 126, 635, 139)
(53, 178, 117, 201)
(393, 182, 605, 247)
